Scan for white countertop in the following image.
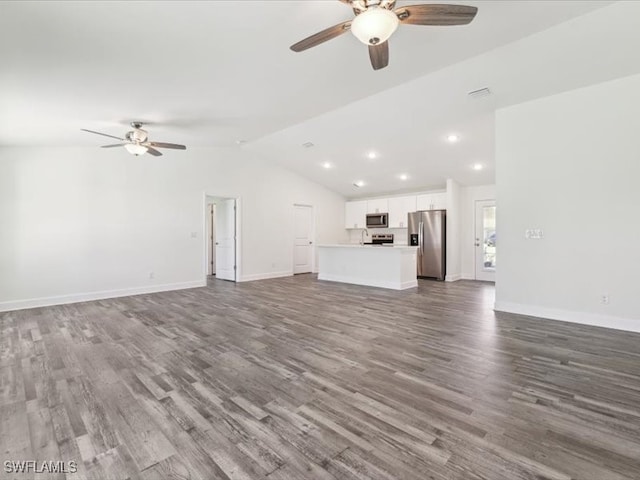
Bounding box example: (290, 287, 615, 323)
(318, 244, 417, 251)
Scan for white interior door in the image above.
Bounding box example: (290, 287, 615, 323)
(207, 204, 216, 275)
(207, 204, 213, 276)
(475, 200, 496, 282)
(215, 199, 236, 281)
(293, 205, 313, 274)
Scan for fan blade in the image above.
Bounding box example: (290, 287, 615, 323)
(341, 0, 366, 14)
(290, 21, 352, 52)
(396, 4, 477, 26)
(146, 141, 187, 150)
(100, 143, 128, 148)
(146, 147, 163, 157)
(100, 143, 127, 148)
(81, 128, 125, 141)
(368, 41, 389, 70)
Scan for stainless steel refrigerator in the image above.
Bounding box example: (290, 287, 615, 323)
(408, 210, 446, 280)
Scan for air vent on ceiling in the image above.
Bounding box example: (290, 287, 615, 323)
(468, 87, 491, 99)
(302, 142, 315, 148)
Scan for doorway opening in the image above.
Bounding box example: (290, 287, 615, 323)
(293, 204, 314, 274)
(474, 199, 496, 282)
(205, 195, 239, 282)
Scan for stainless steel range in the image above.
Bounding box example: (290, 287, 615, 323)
(370, 233, 394, 245)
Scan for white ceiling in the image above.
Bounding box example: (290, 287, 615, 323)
(3, 1, 637, 198)
(247, 1, 640, 197)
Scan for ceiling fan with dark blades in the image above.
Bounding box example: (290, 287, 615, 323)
(81, 122, 187, 157)
(290, 1, 477, 70)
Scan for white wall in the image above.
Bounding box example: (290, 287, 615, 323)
(461, 184, 496, 279)
(0, 146, 347, 310)
(445, 179, 461, 282)
(495, 73, 640, 332)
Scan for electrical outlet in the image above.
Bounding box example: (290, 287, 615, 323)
(525, 229, 544, 239)
(601, 294, 610, 305)
(190, 232, 198, 238)
(149, 271, 155, 279)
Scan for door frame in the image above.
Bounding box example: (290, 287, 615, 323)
(203, 192, 241, 283)
(474, 199, 496, 282)
(293, 203, 315, 274)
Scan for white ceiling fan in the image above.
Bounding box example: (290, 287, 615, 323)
(81, 122, 187, 156)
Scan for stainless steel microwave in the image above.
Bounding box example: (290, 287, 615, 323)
(366, 213, 388, 228)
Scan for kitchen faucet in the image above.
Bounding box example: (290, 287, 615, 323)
(360, 228, 369, 245)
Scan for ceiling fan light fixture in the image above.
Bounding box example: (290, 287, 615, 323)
(351, 7, 399, 46)
(124, 143, 148, 156)
(131, 128, 148, 142)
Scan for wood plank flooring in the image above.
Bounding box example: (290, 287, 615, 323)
(2, 275, 640, 479)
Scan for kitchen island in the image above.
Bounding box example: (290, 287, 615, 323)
(317, 244, 418, 290)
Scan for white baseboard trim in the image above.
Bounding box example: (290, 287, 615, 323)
(461, 272, 475, 280)
(0, 280, 206, 313)
(494, 301, 640, 334)
(239, 271, 292, 282)
(445, 274, 462, 282)
(318, 273, 417, 291)
(399, 279, 419, 290)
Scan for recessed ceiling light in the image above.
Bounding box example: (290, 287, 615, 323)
(353, 180, 365, 188)
(321, 161, 332, 169)
(366, 151, 377, 160)
(399, 174, 409, 181)
(472, 163, 484, 171)
(447, 134, 459, 143)
(235, 139, 247, 145)
(302, 142, 315, 148)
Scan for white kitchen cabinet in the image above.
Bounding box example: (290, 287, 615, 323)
(366, 198, 389, 214)
(388, 195, 416, 228)
(318, 245, 418, 290)
(345, 200, 367, 229)
(416, 193, 447, 211)
(416, 194, 431, 210)
(431, 192, 447, 210)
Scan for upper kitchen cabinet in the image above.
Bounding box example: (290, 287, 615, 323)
(416, 192, 447, 211)
(388, 196, 416, 228)
(366, 198, 389, 214)
(431, 192, 447, 210)
(345, 200, 367, 229)
(415, 194, 430, 210)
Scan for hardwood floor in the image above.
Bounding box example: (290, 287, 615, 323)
(2, 276, 640, 479)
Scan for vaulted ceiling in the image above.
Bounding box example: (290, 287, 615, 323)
(3, 1, 637, 197)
